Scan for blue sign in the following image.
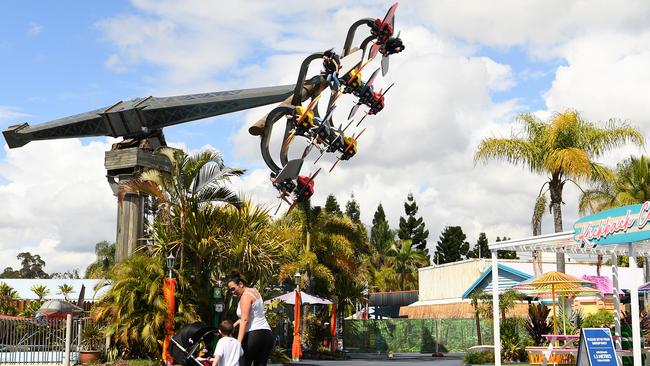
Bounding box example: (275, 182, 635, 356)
(574, 201, 650, 247)
(576, 328, 618, 366)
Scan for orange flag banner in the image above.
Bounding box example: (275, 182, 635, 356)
(330, 304, 337, 352)
(162, 278, 176, 365)
(292, 290, 302, 360)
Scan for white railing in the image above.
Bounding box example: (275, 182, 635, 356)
(0, 315, 87, 365)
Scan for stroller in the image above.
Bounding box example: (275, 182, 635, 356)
(169, 322, 219, 366)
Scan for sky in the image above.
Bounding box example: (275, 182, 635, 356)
(1, 0, 650, 274)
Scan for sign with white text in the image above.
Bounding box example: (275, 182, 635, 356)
(576, 328, 618, 366)
(574, 202, 650, 247)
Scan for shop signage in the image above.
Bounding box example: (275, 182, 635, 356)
(574, 201, 650, 247)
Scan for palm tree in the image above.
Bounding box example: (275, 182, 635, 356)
(470, 290, 486, 345)
(31, 284, 49, 302)
(475, 110, 644, 272)
(215, 200, 289, 291)
(278, 209, 369, 316)
(92, 255, 198, 358)
(579, 155, 650, 277)
(119, 147, 244, 271)
(58, 284, 74, 302)
(388, 240, 428, 290)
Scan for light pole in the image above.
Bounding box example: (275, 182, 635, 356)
(163, 252, 176, 366)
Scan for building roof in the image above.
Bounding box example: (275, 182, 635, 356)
(369, 290, 418, 307)
(461, 263, 532, 299)
(0, 279, 111, 301)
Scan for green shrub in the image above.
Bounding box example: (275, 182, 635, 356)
(500, 318, 528, 362)
(583, 310, 614, 328)
(464, 350, 494, 365)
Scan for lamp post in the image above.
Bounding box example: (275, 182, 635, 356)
(294, 271, 301, 291)
(166, 253, 175, 278)
(162, 252, 176, 366)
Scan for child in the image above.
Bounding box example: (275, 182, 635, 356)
(212, 320, 244, 366)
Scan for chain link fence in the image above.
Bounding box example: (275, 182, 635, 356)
(343, 318, 493, 353)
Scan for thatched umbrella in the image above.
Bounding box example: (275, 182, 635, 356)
(514, 271, 598, 335)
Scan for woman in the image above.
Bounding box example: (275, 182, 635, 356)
(227, 272, 274, 366)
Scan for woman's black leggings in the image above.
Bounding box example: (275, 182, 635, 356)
(242, 329, 274, 366)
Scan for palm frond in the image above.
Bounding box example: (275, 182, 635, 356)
(583, 120, 645, 158)
(545, 147, 591, 179)
(474, 138, 541, 172)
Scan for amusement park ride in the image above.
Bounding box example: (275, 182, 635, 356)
(2, 4, 405, 261)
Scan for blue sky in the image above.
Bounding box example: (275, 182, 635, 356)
(0, 1, 554, 164)
(3, 1, 649, 272)
(0, 1, 250, 165)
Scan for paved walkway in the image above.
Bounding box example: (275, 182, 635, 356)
(274, 355, 463, 366)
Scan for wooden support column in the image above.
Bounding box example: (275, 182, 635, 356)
(105, 145, 171, 263)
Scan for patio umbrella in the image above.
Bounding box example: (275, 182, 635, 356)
(35, 300, 84, 319)
(268, 290, 332, 305)
(292, 290, 302, 361)
(514, 271, 597, 336)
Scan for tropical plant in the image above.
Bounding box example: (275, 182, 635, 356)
(0, 282, 19, 315)
(80, 323, 104, 351)
(621, 310, 650, 337)
(58, 284, 74, 302)
(25, 282, 49, 316)
(500, 318, 527, 362)
(464, 350, 495, 365)
(475, 110, 644, 272)
(388, 240, 428, 290)
(278, 208, 369, 316)
(92, 255, 198, 358)
(85, 241, 116, 279)
(480, 289, 525, 320)
(583, 309, 614, 329)
(119, 147, 244, 270)
(469, 290, 486, 345)
(31, 284, 49, 302)
(525, 303, 552, 346)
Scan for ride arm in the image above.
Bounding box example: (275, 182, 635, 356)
(3, 84, 295, 148)
(343, 18, 377, 56)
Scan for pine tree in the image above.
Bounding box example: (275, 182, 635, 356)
(398, 193, 430, 255)
(345, 193, 361, 223)
(324, 194, 342, 216)
(467, 232, 490, 259)
(370, 203, 394, 258)
(496, 236, 518, 259)
(434, 226, 470, 264)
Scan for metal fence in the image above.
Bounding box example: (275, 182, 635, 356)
(0, 316, 89, 365)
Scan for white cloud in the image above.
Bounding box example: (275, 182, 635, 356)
(0, 106, 29, 127)
(27, 22, 43, 37)
(8, 1, 650, 273)
(0, 139, 116, 274)
(419, 0, 650, 58)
